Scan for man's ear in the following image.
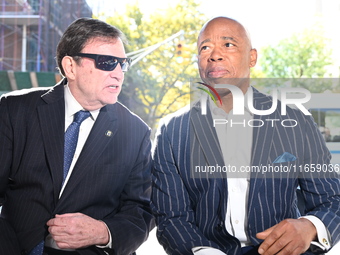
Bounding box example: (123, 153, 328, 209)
(61, 56, 76, 80)
(249, 48, 257, 68)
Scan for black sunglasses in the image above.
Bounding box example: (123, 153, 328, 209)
(72, 53, 132, 72)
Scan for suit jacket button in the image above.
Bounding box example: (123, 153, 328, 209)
(21, 250, 27, 255)
(216, 222, 223, 231)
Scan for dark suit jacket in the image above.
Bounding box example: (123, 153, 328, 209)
(151, 87, 340, 255)
(0, 79, 154, 255)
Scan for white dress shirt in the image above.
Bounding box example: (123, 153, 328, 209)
(59, 85, 99, 197)
(212, 89, 253, 246)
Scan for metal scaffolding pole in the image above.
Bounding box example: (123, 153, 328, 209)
(36, 0, 43, 71)
(21, 24, 27, 71)
(127, 30, 184, 67)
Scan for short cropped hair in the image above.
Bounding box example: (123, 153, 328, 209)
(56, 18, 127, 76)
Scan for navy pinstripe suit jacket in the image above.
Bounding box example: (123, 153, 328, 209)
(0, 79, 154, 255)
(151, 87, 340, 255)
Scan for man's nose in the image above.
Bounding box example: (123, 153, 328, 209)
(209, 49, 224, 62)
(109, 65, 124, 81)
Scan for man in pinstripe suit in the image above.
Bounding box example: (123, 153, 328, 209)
(0, 18, 153, 255)
(151, 17, 340, 255)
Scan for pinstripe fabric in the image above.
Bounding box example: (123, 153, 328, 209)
(151, 87, 340, 255)
(0, 79, 154, 255)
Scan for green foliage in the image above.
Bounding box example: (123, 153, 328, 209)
(258, 22, 335, 93)
(102, 0, 206, 130)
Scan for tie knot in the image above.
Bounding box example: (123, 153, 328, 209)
(73, 110, 91, 124)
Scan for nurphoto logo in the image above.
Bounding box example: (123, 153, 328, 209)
(198, 83, 311, 116)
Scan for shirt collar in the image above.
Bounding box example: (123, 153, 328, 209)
(209, 86, 254, 117)
(64, 84, 100, 120)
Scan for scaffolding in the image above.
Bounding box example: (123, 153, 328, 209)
(0, 0, 92, 72)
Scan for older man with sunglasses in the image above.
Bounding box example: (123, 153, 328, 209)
(0, 18, 153, 255)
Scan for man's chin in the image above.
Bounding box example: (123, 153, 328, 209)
(207, 77, 249, 86)
(202, 77, 250, 97)
(215, 88, 232, 98)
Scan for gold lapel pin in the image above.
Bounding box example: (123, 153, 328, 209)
(105, 130, 112, 137)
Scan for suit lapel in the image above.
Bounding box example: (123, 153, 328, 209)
(38, 81, 66, 204)
(190, 101, 227, 220)
(57, 105, 118, 204)
(190, 102, 225, 170)
(250, 88, 277, 174)
(190, 101, 224, 166)
(247, 88, 277, 240)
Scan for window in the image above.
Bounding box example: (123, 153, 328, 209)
(311, 108, 340, 143)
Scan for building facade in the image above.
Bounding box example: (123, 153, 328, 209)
(0, 0, 92, 72)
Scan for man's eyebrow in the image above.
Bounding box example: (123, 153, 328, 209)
(199, 36, 238, 48)
(199, 38, 211, 48)
(221, 36, 238, 43)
